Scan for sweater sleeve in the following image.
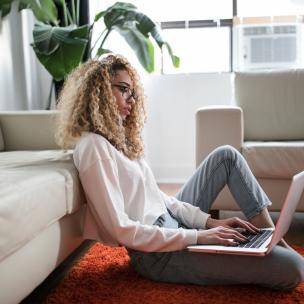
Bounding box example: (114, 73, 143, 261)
(160, 191, 210, 229)
(79, 158, 199, 252)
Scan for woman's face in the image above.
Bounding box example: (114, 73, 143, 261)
(111, 69, 136, 120)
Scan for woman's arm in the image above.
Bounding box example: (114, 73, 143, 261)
(160, 191, 259, 246)
(160, 191, 210, 229)
(79, 159, 199, 252)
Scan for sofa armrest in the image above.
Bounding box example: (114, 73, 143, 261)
(0, 110, 60, 151)
(196, 106, 243, 167)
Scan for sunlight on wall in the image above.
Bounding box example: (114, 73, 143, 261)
(0, 14, 16, 110)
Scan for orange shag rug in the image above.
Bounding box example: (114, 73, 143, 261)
(46, 244, 304, 304)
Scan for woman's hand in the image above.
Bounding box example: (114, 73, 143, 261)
(206, 216, 260, 234)
(197, 226, 249, 246)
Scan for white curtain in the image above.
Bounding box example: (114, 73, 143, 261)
(0, 3, 54, 111)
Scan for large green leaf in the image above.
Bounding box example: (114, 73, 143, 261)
(94, 10, 107, 23)
(95, 2, 137, 23)
(95, 3, 155, 72)
(96, 47, 112, 57)
(106, 2, 137, 11)
(163, 42, 180, 68)
(32, 22, 89, 80)
(103, 2, 137, 29)
(149, 24, 180, 68)
(19, 0, 58, 24)
(0, 0, 58, 28)
(102, 6, 164, 48)
(113, 23, 154, 72)
(96, 2, 179, 71)
(130, 11, 180, 67)
(1, 0, 58, 23)
(104, 10, 127, 29)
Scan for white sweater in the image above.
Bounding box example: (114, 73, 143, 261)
(73, 132, 210, 252)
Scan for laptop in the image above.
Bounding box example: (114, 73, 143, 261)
(187, 171, 304, 256)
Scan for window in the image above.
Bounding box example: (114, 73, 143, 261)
(89, 0, 304, 74)
(162, 27, 231, 74)
(158, 0, 233, 74)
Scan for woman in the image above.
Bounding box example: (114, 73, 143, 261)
(55, 54, 304, 290)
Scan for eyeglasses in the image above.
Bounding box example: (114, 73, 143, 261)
(112, 84, 137, 102)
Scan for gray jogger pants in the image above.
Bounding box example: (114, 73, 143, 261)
(128, 145, 304, 290)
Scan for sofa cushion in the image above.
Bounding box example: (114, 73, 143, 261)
(0, 110, 59, 151)
(0, 150, 84, 262)
(235, 70, 304, 141)
(0, 150, 83, 214)
(242, 141, 304, 179)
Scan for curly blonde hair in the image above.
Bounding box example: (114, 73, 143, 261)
(55, 54, 147, 160)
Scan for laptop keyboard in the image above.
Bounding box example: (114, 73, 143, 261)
(236, 229, 273, 248)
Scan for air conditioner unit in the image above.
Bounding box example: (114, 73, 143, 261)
(234, 23, 303, 70)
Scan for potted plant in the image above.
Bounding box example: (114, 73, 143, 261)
(1, 1, 179, 108)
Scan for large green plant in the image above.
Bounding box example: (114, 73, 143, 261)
(0, 0, 179, 81)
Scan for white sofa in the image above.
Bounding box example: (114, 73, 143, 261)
(196, 70, 304, 213)
(0, 111, 86, 304)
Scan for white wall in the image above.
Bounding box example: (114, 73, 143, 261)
(142, 72, 233, 183)
(0, 7, 54, 111)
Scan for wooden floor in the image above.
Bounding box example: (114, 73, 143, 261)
(21, 183, 304, 303)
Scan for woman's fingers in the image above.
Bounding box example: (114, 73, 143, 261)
(197, 226, 253, 246)
(206, 217, 260, 236)
(246, 221, 261, 232)
(219, 238, 239, 246)
(234, 218, 260, 234)
(227, 217, 260, 234)
(218, 227, 248, 243)
(209, 226, 248, 243)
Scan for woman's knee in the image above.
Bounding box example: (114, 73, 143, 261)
(282, 253, 303, 290)
(212, 145, 240, 162)
(269, 247, 304, 290)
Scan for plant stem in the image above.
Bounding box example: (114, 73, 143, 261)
(76, 0, 80, 25)
(62, 0, 68, 26)
(66, 8, 74, 25)
(95, 29, 112, 59)
(98, 29, 112, 54)
(161, 47, 164, 75)
(71, 0, 76, 25)
(46, 80, 54, 110)
(91, 14, 122, 58)
(89, 27, 108, 57)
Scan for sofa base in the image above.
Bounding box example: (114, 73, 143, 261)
(0, 207, 85, 304)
